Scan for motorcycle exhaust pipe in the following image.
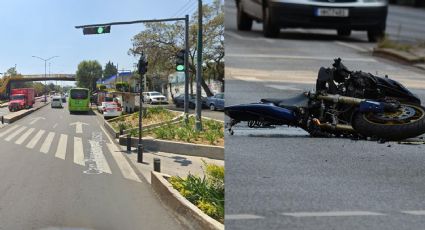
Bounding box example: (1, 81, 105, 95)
(316, 94, 364, 105)
(312, 118, 355, 132)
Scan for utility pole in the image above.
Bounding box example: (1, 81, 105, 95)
(184, 14, 190, 123)
(195, 0, 203, 131)
(32, 55, 59, 102)
(137, 53, 148, 163)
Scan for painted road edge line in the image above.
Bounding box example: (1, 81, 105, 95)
(401, 210, 425, 215)
(281, 211, 386, 217)
(226, 214, 265, 220)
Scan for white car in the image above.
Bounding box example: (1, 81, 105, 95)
(142, 91, 168, 104)
(51, 96, 63, 108)
(103, 102, 122, 118)
(97, 102, 108, 114)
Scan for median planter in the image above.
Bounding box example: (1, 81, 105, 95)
(151, 172, 224, 230)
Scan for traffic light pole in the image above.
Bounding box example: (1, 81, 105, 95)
(184, 15, 190, 123)
(195, 0, 203, 131)
(138, 65, 144, 163)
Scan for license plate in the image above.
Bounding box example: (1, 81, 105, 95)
(315, 8, 349, 17)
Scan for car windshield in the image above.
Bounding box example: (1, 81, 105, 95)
(70, 89, 88, 99)
(11, 95, 25, 100)
(151, 92, 161, 96)
(53, 98, 61, 102)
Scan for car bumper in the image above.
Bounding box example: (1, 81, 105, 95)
(269, 2, 387, 30)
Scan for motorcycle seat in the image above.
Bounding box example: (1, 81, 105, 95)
(261, 93, 309, 109)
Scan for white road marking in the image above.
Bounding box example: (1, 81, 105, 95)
(29, 117, 46, 125)
(70, 122, 88, 134)
(73, 137, 85, 166)
(106, 143, 141, 182)
(15, 128, 35, 145)
(5, 126, 27, 142)
(281, 211, 386, 217)
(0, 125, 20, 138)
(265, 84, 302, 91)
(226, 214, 265, 220)
(26, 130, 45, 149)
(40, 132, 55, 154)
(53, 123, 58, 128)
(226, 53, 377, 62)
(401, 210, 425, 215)
(88, 140, 111, 174)
(334, 41, 369, 52)
(55, 134, 68, 160)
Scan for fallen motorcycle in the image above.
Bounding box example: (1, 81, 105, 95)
(225, 58, 425, 141)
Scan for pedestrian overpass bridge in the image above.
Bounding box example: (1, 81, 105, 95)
(0, 74, 76, 95)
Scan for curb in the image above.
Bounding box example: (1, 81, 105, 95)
(119, 136, 224, 160)
(373, 48, 425, 64)
(151, 172, 224, 230)
(2, 102, 50, 124)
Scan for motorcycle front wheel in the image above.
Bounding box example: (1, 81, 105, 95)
(352, 103, 425, 141)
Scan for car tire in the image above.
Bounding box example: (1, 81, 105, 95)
(263, 4, 279, 38)
(210, 104, 216, 111)
(337, 29, 351, 37)
(237, 2, 252, 31)
(149, 99, 153, 104)
(367, 29, 384, 42)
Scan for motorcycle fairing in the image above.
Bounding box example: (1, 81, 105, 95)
(260, 93, 310, 109)
(224, 103, 296, 123)
(375, 76, 421, 104)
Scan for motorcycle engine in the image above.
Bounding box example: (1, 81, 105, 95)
(344, 71, 379, 99)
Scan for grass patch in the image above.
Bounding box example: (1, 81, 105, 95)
(140, 117, 224, 146)
(169, 162, 224, 223)
(110, 107, 179, 131)
(378, 36, 413, 52)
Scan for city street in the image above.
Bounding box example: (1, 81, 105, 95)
(225, 1, 425, 230)
(0, 103, 182, 230)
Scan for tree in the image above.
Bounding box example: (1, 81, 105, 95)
(103, 61, 118, 81)
(76, 60, 103, 91)
(128, 0, 224, 97)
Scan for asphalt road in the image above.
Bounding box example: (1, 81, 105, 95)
(225, 1, 425, 230)
(0, 101, 182, 229)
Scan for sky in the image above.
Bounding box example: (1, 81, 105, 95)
(0, 0, 214, 83)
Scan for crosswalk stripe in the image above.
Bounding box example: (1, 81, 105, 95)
(0, 125, 20, 138)
(40, 132, 55, 153)
(55, 134, 68, 160)
(106, 143, 141, 182)
(5, 126, 27, 142)
(15, 128, 35, 145)
(74, 137, 85, 166)
(89, 140, 111, 174)
(26, 130, 45, 149)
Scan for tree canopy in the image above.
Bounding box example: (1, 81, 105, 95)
(76, 60, 103, 91)
(103, 61, 118, 81)
(128, 0, 224, 96)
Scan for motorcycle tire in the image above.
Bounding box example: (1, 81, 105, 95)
(352, 103, 425, 141)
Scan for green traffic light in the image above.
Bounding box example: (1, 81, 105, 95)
(97, 27, 104, 34)
(176, 65, 184, 71)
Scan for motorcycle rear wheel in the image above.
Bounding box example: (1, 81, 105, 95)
(352, 103, 425, 141)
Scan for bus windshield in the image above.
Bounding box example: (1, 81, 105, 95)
(70, 89, 88, 99)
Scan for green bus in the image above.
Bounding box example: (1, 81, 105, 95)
(68, 88, 90, 113)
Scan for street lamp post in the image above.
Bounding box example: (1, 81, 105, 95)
(32, 55, 59, 102)
(195, 0, 203, 131)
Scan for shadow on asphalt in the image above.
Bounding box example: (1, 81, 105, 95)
(69, 110, 96, 116)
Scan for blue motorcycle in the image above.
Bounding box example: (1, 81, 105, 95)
(225, 58, 425, 141)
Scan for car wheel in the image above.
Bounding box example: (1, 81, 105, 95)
(210, 104, 216, 111)
(367, 29, 384, 42)
(237, 1, 252, 31)
(263, 4, 279, 38)
(149, 99, 153, 104)
(337, 29, 351, 37)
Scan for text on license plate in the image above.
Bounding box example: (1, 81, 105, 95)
(315, 8, 349, 17)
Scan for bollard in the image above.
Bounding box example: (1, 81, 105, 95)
(126, 134, 131, 152)
(153, 158, 161, 172)
(1, 116, 3, 124)
(119, 127, 124, 136)
(137, 144, 143, 163)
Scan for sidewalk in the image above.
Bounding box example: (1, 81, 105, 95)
(119, 145, 224, 183)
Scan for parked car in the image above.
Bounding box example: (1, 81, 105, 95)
(236, 0, 388, 42)
(142, 91, 168, 104)
(51, 96, 63, 108)
(207, 93, 224, 111)
(103, 102, 122, 119)
(173, 94, 207, 109)
(97, 101, 108, 114)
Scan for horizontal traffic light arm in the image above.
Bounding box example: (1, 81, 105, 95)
(75, 17, 186, 29)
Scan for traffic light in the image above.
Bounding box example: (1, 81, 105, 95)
(176, 49, 185, 72)
(83, 26, 111, 35)
(138, 54, 148, 75)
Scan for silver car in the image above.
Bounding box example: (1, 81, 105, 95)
(236, 0, 388, 41)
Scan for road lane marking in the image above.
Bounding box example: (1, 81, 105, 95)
(281, 211, 386, 217)
(29, 117, 46, 125)
(226, 53, 377, 62)
(0, 125, 20, 138)
(55, 134, 68, 160)
(26, 130, 45, 149)
(70, 122, 88, 134)
(88, 139, 111, 174)
(5, 126, 27, 142)
(226, 214, 265, 220)
(53, 123, 58, 128)
(265, 84, 303, 91)
(15, 128, 35, 145)
(73, 137, 85, 166)
(334, 41, 369, 52)
(401, 210, 425, 215)
(40, 132, 55, 153)
(106, 143, 141, 182)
